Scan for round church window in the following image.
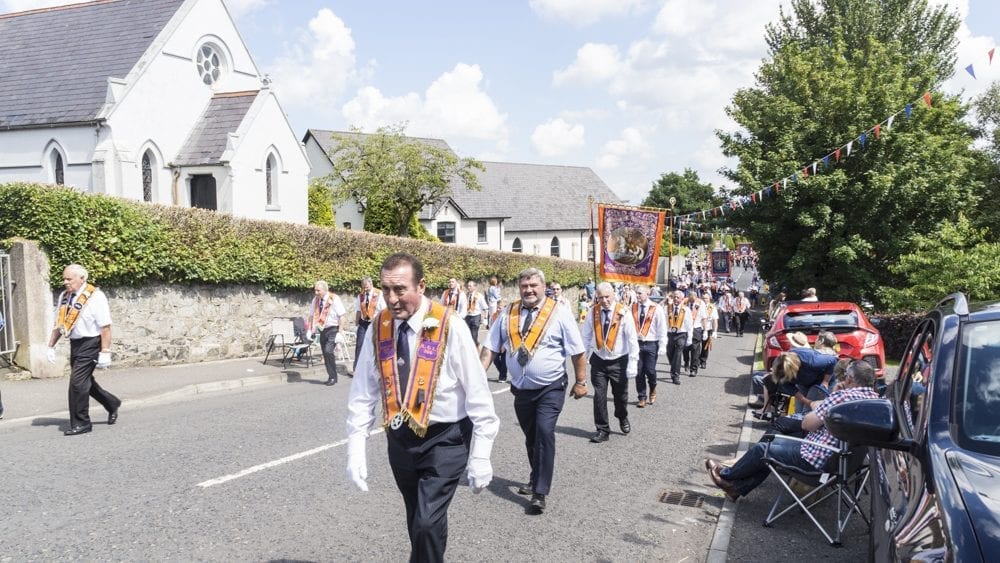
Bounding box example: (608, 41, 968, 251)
(196, 43, 224, 86)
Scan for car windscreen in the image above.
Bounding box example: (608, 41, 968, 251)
(783, 311, 859, 331)
(957, 319, 1000, 456)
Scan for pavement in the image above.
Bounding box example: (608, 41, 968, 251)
(0, 308, 869, 561)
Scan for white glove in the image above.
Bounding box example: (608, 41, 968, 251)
(346, 434, 368, 492)
(466, 457, 493, 493)
(97, 352, 112, 369)
(714, 332, 721, 340)
(658, 347, 667, 356)
(46, 347, 56, 363)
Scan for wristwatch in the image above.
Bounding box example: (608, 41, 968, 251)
(574, 381, 586, 387)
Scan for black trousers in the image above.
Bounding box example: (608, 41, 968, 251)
(512, 378, 566, 495)
(68, 336, 120, 428)
(666, 332, 687, 378)
(700, 330, 714, 366)
(387, 417, 472, 563)
(354, 321, 370, 370)
(635, 341, 659, 400)
(493, 349, 507, 381)
(684, 328, 704, 374)
(735, 311, 749, 335)
(464, 315, 481, 346)
(319, 326, 338, 381)
(590, 354, 629, 434)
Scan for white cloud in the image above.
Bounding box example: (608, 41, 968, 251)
(553, 43, 622, 86)
(266, 9, 369, 118)
(596, 127, 651, 169)
(223, 0, 269, 18)
(1, 0, 70, 13)
(531, 118, 585, 157)
(342, 63, 509, 143)
(529, 0, 647, 26)
(934, 0, 999, 100)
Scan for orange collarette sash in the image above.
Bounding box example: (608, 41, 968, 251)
(312, 292, 336, 329)
(443, 290, 459, 312)
(359, 290, 380, 321)
(668, 306, 686, 330)
(594, 302, 624, 352)
(375, 303, 450, 437)
(56, 284, 96, 336)
(507, 297, 557, 368)
(465, 291, 479, 315)
(632, 302, 656, 337)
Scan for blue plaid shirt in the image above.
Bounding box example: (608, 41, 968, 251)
(801, 386, 880, 469)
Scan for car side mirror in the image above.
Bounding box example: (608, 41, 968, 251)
(825, 399, 915, 452)
(870, 317, 883, 327)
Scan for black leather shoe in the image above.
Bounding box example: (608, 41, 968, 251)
(517, 485, 533, 495)
(325, 379, 337, 386)
(108, 408, 118, 425)
(530, 494, 546, 512)
(620, 417, 631, 434)
(64, 425, 92, 436)
(672, 377, 681, 385)
(590, 431, 610, 443)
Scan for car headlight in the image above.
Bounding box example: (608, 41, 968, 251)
(864, 331, 879, 348)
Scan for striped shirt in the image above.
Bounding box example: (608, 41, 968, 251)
(801, 387, 881, 469)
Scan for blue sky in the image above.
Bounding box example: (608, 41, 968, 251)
(4, 0, 998, 203)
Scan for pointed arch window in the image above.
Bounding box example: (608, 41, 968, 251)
(142, 152, 153, 202)
(265, 156, 274, 205)
(587, 233, 596, 261)
(550, 236, 560, 258)
(512, 237, 522, 253)
(54, 152, 64, 185)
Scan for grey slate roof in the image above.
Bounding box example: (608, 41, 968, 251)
(0, 0, 185, 130)
(173, 91, 259, 166)
(452, 161, 623, 231)
(304, 129, 457, 162)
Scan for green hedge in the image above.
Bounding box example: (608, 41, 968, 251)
(0, 182, 593, 291)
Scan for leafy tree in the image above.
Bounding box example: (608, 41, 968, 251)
(717, 0, 981, 307)
(307, 181, 335, 227)
(643, 168, 722, 215)
(971, 81, 1000, 234)
(324, 125, 483, 237)
(879, 215, 1000, 310)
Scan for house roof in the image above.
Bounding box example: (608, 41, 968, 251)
(452, 161, 623, 231)
(0, 0, 185, 130)
(304, 129, 457, 164)
(173, 90, 259, 166)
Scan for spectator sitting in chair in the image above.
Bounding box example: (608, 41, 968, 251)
(706, 361, 879, 500)
(787, 331, 838, 413)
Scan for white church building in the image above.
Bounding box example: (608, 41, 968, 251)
(0, 0, 309, 223)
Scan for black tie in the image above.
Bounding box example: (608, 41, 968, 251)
(639, 305, 646, 327)
(68, 291, 76, 305)
(521, 307, 534, 338)
(363, 292, 370, 310)
(602, 309, 610, 335)
(397, 323, 411, 396)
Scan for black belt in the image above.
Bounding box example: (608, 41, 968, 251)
(358, 319, 371, 327)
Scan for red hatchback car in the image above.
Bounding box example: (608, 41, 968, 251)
(762, 301, 886, 379)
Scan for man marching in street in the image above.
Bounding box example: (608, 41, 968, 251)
(733, 290, 752, 337)
(462, 280, 489, 347)
(310, 280, 347, 385)
(47, 264, 121, 436)
(699, 291, 720, 371)
(683, 292, 707, 377)
(440, 277, 467, 315)
(718, 289, 734, 333)
(353, 277, 385, 371)
(346, 253, 499, 563)
(481, 267, 586, 514)
(580, 282, 639, 443)
(632, 285, 667, 408)
(666, 290, 694, 385)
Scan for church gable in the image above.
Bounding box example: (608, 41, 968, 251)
(0, 0, 186, 129)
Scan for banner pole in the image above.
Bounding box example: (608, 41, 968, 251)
(589, 196, 598, 281)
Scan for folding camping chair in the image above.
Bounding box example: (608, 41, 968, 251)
(281, 317, 316, 368)
(760, 434, 871, 547)
(264, 317, 296, 366)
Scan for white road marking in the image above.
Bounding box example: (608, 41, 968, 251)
(196, 428, 385, 488)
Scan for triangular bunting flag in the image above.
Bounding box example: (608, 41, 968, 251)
(905, 104, 912, 118)
(751, 193, 756, 203)
(802, 167, 808, 178)
(860, 132, 868, 147)
(775, 181, 780, 193)
(922, 92, 932, 107)
(811, 161, 817, 175)
(966, 64, 977, 79)
(757, 190, 763, 201)
(846, 140, 853, 156)
(765, 187, 772, 197)
(712, 208, 717, 218)
(822, 155, 830, 169)
(782, 178, 787, 191)
(834, 148, 841, 162)
(874, 123, 881, 139)
(990, 48, 996, 64)
(887, 115, 895, 130)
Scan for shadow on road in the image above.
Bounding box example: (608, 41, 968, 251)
(555, 424, 594, 439)
(30, 417, 65, 428)
(484, 475, 531, 509)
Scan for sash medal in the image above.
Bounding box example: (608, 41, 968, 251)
(507, 298, 557, 368)
(56, 284, 96, 336)
(594, 302, 624, 351)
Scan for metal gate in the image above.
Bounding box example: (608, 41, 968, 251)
(0, 252, 14, 359)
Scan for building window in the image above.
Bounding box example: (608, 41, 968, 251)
(265, 155, 275, 205)
(141, 151, 153, 202)
(587, 233, 596, 261)
(343, 222, 352, 230)
(550, 236, 560, 257)
(437, 222, 456, 243)
(512, 237, 522, 253)
(196, 43, 224, 86)
(53, 152, 65, 185)
(477, 221, 487, 243)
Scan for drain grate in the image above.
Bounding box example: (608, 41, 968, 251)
(659, 490, 705, 508)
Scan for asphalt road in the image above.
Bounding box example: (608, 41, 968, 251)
(1, 324, 760, 562)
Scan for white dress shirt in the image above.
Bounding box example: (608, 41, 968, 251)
(353, 290, 387, 322)
(346, 297, 499, 459)
(484, 297, 586, 389)
(313, 293, 347, 329)
(463, 291, 489, 318)
(735, 297, 751, 313)
(57, 288, 112, 339)
(665, 303, 695, 341)
(580, 304, 639, 378)
(634, 301, 668, 355)
(441, 289, 468, 314)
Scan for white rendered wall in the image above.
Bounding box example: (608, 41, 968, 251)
(303, 136, 365, 230)
(505, 230, 599, 262)
(0, 126, 97, 190)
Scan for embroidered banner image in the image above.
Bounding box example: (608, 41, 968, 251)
(711, 250, 731, 277)
(598, 204, 665, 284)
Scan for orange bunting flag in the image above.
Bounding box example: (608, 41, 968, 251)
(922, 92, 932, 107)
(874, 123, 881, 139)
(802, 166, 808, 179)
(834, 147, 841, 162)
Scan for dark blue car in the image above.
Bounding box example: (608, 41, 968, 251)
(826, 293, 1000, 561)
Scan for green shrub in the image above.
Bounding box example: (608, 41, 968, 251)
(0, 182, 592, 290)
(307, 181, 335, 227)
